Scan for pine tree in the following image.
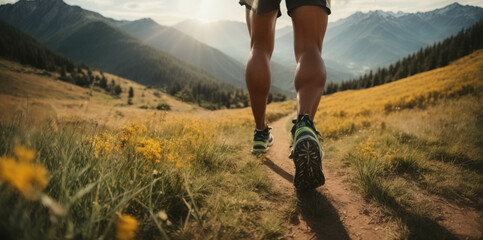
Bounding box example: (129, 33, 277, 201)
(114, 84, 122, 96)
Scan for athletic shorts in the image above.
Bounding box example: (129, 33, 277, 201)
(239, 0, 331, 17)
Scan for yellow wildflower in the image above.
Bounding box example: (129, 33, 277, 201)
(0, 149, 48, 200)
(163, 140, 179, 163)
(119, 123, 147, 148)
(116, 214, 139, 240)
(163, 140, 191, 168)
(136, 138, 163, 163)
(384, 148, 396, 160)
(358, 139, 377, 160)
(91, 132, 115, 156)
(14, 145, 35, 162)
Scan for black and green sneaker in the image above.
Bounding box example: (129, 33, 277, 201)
(290, 115, 325, 190)
(252, 126, 274, 154)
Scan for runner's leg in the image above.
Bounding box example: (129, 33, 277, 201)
(291, 6, 329, 120)
(245, 8, 278, 129)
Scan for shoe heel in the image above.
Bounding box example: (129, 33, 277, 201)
(293, 138, 325, 190)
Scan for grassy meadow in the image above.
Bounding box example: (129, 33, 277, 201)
(0, 50, 482, 239)
(0, 57, 296, 239)
(315, 50, 483, 239)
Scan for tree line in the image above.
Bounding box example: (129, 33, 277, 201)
(0, 20, 124, 96)
(167, 81, 286, 110)
(325, 18, 483, 94)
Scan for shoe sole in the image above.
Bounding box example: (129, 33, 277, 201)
(292, 135, 325, 190)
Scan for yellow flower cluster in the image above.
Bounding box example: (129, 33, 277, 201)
(136, 138, 163, 163)
(116, 214, 139, 240)
(92, 132, 115, 156)
(383, 148, 397, 166)
(86, 123, 148, 157)
(14, 145, 35, 162)
(182, 119, 216, 147)
(162, 139, 193, 168)
(85, 120, 215, 169)
(153, 118, 218, 168)
(119, 123, 147, 148)
(357, 139, 377, 161)
(0, 146, 48, 200)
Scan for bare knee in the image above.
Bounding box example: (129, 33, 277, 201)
(250, 43, 274, 60)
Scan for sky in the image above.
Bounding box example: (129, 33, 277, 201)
(1, 0, 483, 27)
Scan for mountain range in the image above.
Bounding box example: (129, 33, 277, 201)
(116, 18, 246, 88)
(322, 2, 483, 71)
(0, 0, 482, 94)
(174, 2, 483, 76)
(0, 0, 225, 90)
(0, 0, 296, 94)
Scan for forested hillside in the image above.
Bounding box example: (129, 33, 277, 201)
(0, 0, 286, 109)
(325, 19, 483, 94)
(0, 19, 284, 109)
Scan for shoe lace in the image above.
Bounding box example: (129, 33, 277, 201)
(254, 126, 271, 140)
(291, 116, 321, 136)
(289, 115, 322, 149)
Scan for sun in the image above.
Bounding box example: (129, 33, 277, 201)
(196, 0, 215, 23)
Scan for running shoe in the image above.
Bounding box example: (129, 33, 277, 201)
(290, 115, 325, 189)
(252, 126, 274, 154)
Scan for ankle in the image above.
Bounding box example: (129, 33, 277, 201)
(255, 124, 268, 132)
(296, 114, 312, 123)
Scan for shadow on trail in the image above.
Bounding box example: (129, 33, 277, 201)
(296, 189, 352, 240)
(262, 156, 293, 182)
(263, 156, 351, 240)
(368, 182, 458, 240)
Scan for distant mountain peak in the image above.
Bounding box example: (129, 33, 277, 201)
(441, 2, 464, 10)
(137, 18, 156, 24)
(125, 18, 160, 29)
(448, 2, 462, 7)
(18, 0, 65, 4)
(13, 0, 67, 8)
(428, 2, 475, 15)
(365, 9, 409, 19)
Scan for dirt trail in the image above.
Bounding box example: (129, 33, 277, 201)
(263, 114, 392, 239)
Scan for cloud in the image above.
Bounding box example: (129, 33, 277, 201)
(125, 3, 139, 9)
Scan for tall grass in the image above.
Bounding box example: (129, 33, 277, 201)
(0, 103, 292, 239)
(316, 51, 483, 238)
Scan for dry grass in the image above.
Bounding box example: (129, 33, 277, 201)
(315, 50, 483, 139)
(0, 57, 296, 239)
(0, 59, 197, 125)
(316, 50, 483, 239)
